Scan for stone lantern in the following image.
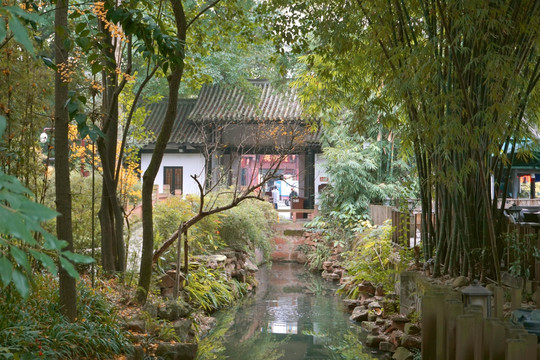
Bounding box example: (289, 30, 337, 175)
(507, 203, 521, 222)
(461, 280, 493, 317)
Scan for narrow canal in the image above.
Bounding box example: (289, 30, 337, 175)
(196, 262, 387, 360)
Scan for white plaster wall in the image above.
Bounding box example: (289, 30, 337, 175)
(314, 153, 329, 205)
(140, 153, 206, 195)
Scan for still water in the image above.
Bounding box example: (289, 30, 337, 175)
(196, 262, 386, 360)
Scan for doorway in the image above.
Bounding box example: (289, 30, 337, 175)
(164, 167, 183, 195)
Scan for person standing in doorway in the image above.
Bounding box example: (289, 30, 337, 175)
(288, 187, 298, 219)
(272, 186, 280, 209)
(289, 187, 298, 200)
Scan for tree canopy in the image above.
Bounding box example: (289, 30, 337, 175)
(268, 0, 540, 280)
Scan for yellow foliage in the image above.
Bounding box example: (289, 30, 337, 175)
(68, 124, 141, 212)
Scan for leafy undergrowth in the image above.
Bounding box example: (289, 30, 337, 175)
(0, 274, 135, 360)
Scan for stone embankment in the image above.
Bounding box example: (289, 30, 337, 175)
(124, 250, 259, 360)
(295, 228, 422, 360)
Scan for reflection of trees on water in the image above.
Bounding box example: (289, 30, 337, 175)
(197, 264, 383, 360)
(326, 331, 375, 360)
(196, 301, 285, 360)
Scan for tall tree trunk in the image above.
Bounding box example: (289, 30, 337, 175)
(137, 65, 184, 303)
(97, 6, 125, 272)
(55, 0, 77, 321)
(137, 0, 187, 303)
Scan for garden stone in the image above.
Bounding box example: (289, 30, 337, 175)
(379, 341, 396, 352)
(368, 313, 378, 321)
(322, 272, 340, 281)
(244, 258, 258, 272)
(343, 299, 362, 312)
(400, 334, 421, 350)
(361, 321, 379, 334)
(125, 318, 146, 333)
(389, 330, 404, 346)
(155, 343, 198, 360)
(207, 254, 227, 263)
(501, 271, 524, 289)
(452, 276, 469, 288)
(128, 345, 145, 360)
(376, 284, 385, 297)
(236, 269, 246, 282)
(357, 280, 376, 296)
(296, 252, 308, 264)
(404, 323, 421, 335)
(390, 315, 409, 331)
(366, 335, 387, 348)
(368, 301, 382, 310)
(158, 300, 192, 321)
(362, 299, 374, 307)
(173, 319, 194, 342)
(197, 316, 217, 338)
(350, 306, 369, 322)
(143, 303, 158, 318)
(392, 347, 413, 360)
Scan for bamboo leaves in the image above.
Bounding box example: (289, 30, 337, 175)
(0, 118, 94, 299)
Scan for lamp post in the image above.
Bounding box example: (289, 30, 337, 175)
(461, 280, 493, 317)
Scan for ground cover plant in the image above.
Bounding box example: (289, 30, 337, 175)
(0, 275, 133, 359)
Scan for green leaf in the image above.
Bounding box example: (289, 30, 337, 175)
(0, 256, 13, 287)
(60, 256, 79, 280)
(91, 62, 102, 75)
(5, 6, 43, 24)
(69, 11, 82, 19)
(62, 251, 95, 264)
(0, 208, 33, 244)
(18, 200, 58, 222)
(75, 22, 86, 34)
(12, 269, 29, 299)
(76, 36, 90, 51)
(75, 113, 87, 125)
(66, 99, 79, 115)
(41, 57, 57, 71)
(28, 249, 58, 276)
(63, 38, 73, 51)
(10, 246, 30, 272)
(9, 15, 34, 55)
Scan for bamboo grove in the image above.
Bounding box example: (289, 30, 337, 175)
(268, 0, 540, 281)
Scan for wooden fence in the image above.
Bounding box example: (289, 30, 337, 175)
(422, 292, 539, 360)
(369, 205, 420, 247)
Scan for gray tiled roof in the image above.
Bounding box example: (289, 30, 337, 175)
(188, 79, 304, 122)
(142, 80, 319, 147)
(143, 99, 203, 145)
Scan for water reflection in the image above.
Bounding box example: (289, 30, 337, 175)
(196, 263, 385, 360)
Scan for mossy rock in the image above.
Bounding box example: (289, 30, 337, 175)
(158, 300, 192, 322)
(284, 229, 304, 236)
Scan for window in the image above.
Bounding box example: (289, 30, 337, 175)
(164, 167, 183, 195)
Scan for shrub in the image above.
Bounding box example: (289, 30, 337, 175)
(339, 220, 413, 295)
(0, 275, 133, 359)
(42, 170, 103, 253)
(153, 196, 224, 264)
(218, 199, 276, 261)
